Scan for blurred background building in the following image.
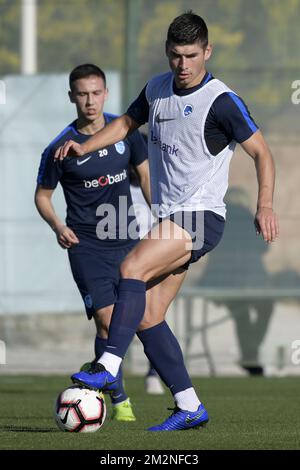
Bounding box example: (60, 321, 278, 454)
(0, 0, 299, 376)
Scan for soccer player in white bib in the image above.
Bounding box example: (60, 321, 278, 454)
(55, 12, 279, 431)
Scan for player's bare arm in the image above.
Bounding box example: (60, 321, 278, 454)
(54, 114, 140, 161)
(34, 185, 79, 249)
(240, 130, 279, 243)
(134, 159, 151, 207)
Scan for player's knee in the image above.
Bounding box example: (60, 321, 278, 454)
(120, 256, 146, 280)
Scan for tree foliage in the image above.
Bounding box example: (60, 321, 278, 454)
(38, 0, 125, 72)
(0, 0, 20, 73)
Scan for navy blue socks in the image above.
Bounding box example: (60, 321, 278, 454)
(105, 279, 146, 358)
(137, 321, 193, 395)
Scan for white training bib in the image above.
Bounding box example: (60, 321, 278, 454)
(146, 72, 237, 218)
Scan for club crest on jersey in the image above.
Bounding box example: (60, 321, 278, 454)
(84, 294, 93, 309)
(115, 141, 125, 155)
(183, 104, 193, 117)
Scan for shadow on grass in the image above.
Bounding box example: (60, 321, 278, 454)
(0, 425, 58, 433)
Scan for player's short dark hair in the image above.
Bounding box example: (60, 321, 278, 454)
(69, 64, 106, 90)
(166, 11, 208, 48)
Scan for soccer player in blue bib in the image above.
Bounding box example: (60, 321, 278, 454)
(55, 13, 279, 431)
(35, 64, 152, 421)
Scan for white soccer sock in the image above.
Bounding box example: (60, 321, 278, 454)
(97, 352, 122, 377)
(174, 387, 201, 412)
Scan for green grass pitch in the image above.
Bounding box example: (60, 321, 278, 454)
(0, 375, 300, 450)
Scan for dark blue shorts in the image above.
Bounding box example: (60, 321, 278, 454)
(160, 210, 225, 269)
(68, 237, 137, 320)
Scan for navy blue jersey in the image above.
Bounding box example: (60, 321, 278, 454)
(127, 72, 258, 156)
(37, 113, 147, 246)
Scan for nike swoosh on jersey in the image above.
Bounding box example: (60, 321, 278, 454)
(76, 156, 92, 166)
(185, 408, 206, 424)
(155, 113, 176, 124)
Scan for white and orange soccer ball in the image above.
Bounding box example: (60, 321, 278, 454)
(54, 385, 106, 433)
